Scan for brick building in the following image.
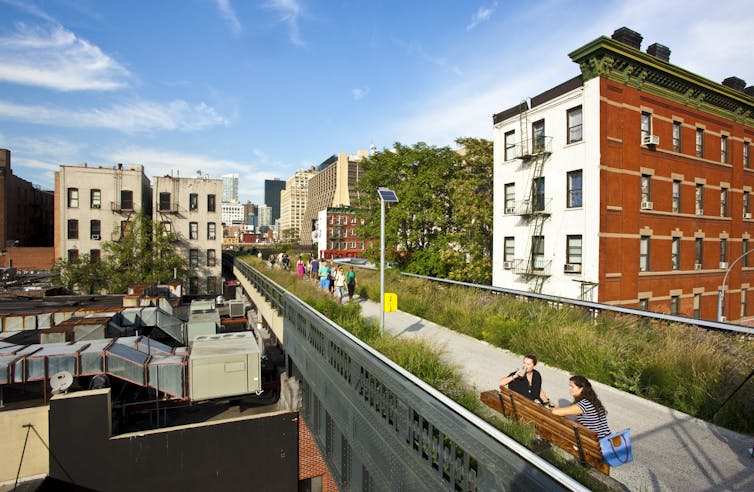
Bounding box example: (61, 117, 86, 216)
(492, 27, 754, 322)
(314, 207, 369, 260)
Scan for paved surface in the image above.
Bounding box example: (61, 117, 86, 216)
(357, 298, 754, 492)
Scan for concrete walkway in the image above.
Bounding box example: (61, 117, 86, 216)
(356, 298, 754, 492)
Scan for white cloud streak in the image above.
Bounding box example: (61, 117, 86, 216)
(0, 23, 130, 91)
(351, 87, 369, 100)
(467, 2, 497, 31)
(396, 39, 462, 76)
(264, 0, 304, 46)
(0, 99, 229, 133)
(215, 0, 242, 37)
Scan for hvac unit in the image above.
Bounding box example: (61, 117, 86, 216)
(503, 261, 515, 270)
(189, 332, 261, 400)
(720, 262, 729, 269)
(227, 300, 244, 318)
(91, 234, 100, 240)
(745, 213, 752, 219)
(505, 207, 516, 214)
(694, 263, 703, 270)
(695, 208, 704, 215)
(640, 201, 654, 210)
(720, 316, 727, 322)
(91, 204, 101, 209)
(642, 135, 660, 146)
(564, 263, 582, 273)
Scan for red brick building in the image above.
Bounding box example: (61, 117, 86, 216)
(493, 28, 754, 322)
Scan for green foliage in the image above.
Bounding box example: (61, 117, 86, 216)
(53, 212, 188, 294)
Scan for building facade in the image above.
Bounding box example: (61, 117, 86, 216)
(264, 179, 286, 225)
(314, 208, 369, 259)
(300, 151, 368, 246)
(153, 176, 223, 295)
(221, 173, 239, 203)
(221, 202, 245, 226)
(0, 149, 54, 248)
(492, 27, 754, 323)
(279, 168, 317, 242)
(54, 163, 151, 263)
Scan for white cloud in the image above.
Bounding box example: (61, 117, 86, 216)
(352, 87, 369, 100)
(0, 23, 130, 91)
(467, 2, 497, 31)
(264, 0, 304, 46)
(215, 0, 242, 37)
(0, 99, 229, 133)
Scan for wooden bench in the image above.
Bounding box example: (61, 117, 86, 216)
(481, 388, 609, 474)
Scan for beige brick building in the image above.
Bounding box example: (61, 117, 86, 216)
(280, 168, 317, 242)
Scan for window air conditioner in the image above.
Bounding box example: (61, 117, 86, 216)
(745, 213, 752, 219)
(642, 135, 660, 146)
(91, 234, 100, 240)
(503, 261, 515, 270)
(695, 208, 704, 215)
(505, 207, 516, 214)
(640, 201, 654, 210)
(694, 263, 703, 270)
(720, 262, 729, 269)
(564, 263, 582, 273)
(92, 204, 101, 209)
(720, 316, 727, 322)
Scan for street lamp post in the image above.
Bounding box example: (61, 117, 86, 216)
(717, 248, 754, 321)
(377, 187, 399, 332)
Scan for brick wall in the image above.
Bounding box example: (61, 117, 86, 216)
(299, 416, 339, 491)
(0, 247, 55, 269)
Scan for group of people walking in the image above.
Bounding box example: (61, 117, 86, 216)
(291, 256, 357, 304)
(499, 354, 611, 438)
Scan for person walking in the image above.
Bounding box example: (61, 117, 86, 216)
(346, 266, 357, 302)
(297, 256, 305, 279)
(334, 266, 347, 304)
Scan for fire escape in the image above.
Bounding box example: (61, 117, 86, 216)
(512, 108, 552, 293)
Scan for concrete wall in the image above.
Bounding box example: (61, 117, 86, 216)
(0, 405, 49, 483)
(49, 389, 298, 492)
(234, 265, 285, 344)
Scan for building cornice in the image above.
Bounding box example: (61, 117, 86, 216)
(569, 36, 754, 126)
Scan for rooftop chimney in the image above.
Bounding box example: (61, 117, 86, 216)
(646, 43, 671, 62)
(722, 77, 746, 92)
(611, 27, 642, 50)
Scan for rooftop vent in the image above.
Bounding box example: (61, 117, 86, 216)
(646, 43, 671, 62)
(612, 27, 642, 50)
(744, 86, 754, 97)
(722, 77, 746, 92)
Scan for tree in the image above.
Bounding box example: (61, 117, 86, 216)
(53, 212, 188, 294)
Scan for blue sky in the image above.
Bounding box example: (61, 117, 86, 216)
(1, 0, 753, 204)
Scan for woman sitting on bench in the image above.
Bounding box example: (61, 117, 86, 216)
(551, 375, 611, 438)
(498, 354, 552, 406)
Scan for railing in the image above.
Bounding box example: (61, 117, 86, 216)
(230, 255, 587, 491)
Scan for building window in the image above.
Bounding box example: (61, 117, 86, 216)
(744, 192, 750, 218)
(91, 189, 101, 209)
(566, 235, 582, 264)
(159, 192, 171, 211)
(189, 222, 198, 240)
(640, 236, 650, 272)
(641, 174, 652, 203)
(695, 184, 704, 214)
(670, 296, 680, 315)
(67, 249, 78, 262)
(532, 120, 545, 152)
(119, 190, 133, 210)
(671, 237, 681, 270)
(640, 112, 652, 141)
(121, 220, 132, 238)
(720, 238, 728, 264)
(189, 193, 198, 211)
(90, 220, 101, 240)
(672, 121, 682, 152)
(504, 183, 515, 213)
(693, 293, 701, 318)
(567, 170, 583, 208)
(90, 249, 100, 262)
(207, 249, 216, 267)
(531, 235, 545, 270)
(695, 238, 703, 268)
(207, 277, 217, 295)
(189, 249, 199, 267)
(532, 177, 545, 212)
(742, 289, 748, 318)
(189, 277, 198, 294)
(207, 194, 216, 212)
(67, 188, 79, 208)
(639, 298, 649, 311)
(745, 142, 750, 169)
(67, 219, 78, 239)
(672, 180, 681, 213)
(504, 130, 516, 160)
(744, 239, 750, 267)
(207, 222, 216, 240)
(720, 188, 728, 217)
(721, 135, 729, 163)
(503, 237, 515, 262)
(696, 128, 705, 158)
(567, 106, 583, 143)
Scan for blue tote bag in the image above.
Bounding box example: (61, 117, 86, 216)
(599, 429, 633, 467)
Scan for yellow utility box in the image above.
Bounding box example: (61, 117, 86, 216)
(384, 293, 398, 312)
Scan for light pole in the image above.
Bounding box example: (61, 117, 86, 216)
(717, 248, 754, 321)
(377, 187, 399, 332)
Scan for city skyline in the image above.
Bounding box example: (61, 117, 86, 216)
(0, 0, 753, 204)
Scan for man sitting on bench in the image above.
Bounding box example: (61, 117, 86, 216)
(499, 354, 552, 407)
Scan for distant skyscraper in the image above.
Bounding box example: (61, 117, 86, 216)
(222, 174, 239, 202)
(264, 179, 286, 223)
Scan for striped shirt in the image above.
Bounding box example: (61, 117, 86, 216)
(576, 399, 611, 438)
